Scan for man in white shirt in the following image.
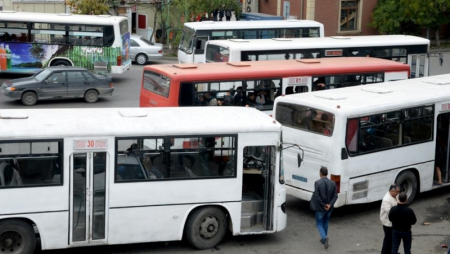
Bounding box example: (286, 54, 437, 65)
(380, 184, 400, 254)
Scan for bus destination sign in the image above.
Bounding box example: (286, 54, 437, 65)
(73, 139, 108, 150)
(325, 50, 343, 57)
(288, 76, 308, 85)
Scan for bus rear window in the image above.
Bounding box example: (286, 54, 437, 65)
(205, 44, 229, 63)
(143, 71, 170, 98)
(275, 102, 334, 136)
(119, 20, 128, 35)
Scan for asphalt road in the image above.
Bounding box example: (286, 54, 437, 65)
(1, 56, 450, 254)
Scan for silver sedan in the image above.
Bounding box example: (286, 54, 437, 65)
(130, 34, 163, 65)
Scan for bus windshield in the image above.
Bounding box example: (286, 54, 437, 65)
(275, 102, 335, 136)
(179, 27, 195, 53)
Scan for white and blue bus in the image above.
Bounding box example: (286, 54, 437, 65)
(178, 20, 324, 63)
(205, 35, 430, 78)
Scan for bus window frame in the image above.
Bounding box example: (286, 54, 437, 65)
(0, 139, 64, 189)
(114, 135, 238, 183)
(345, 105, 435, 157)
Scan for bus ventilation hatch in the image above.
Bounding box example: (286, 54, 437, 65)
(229, 39, 249, 43)
(173, 64, 197, 69)
(227, 62, 251, 67)
(314, 94, 347, 100)
(271, 38, 293, 41)
(119, 109, 148, 118)
(0, 111, 28, 119)
(297, 59, 321, 64)
(361, 87, 393, 94)
(421, 79, 450, 85)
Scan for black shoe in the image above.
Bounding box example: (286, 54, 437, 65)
(324, 237, 329, 249)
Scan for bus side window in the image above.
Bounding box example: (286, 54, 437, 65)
(179, 83, 195, 106)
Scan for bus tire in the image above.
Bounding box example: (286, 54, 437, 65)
(184, 206, 228, 250)
(135, 53, 148, 65)
(21, 91, 37, 106)
(51, 59, 71, 66)
(84, 90, 99, 103)
(0, 219, 36, 254)
(396, 170, 418, 204)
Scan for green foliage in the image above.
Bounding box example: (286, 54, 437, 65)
(65, 0, 117, 15)
(370, 0, 450, 35)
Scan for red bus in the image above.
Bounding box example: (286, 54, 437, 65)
(139, 57, 410, 114)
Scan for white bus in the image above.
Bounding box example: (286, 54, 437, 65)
(0, 107, 286, 253)
(0, 11, 131, 74)
(178, 20, 324, 63)
(273, 74, 450, 207)
(205, 35, 430, 78)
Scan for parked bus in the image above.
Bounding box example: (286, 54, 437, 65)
(205, 35, 430, 78)
(178, 20, 324, 63)
(0, 106, 285, 253)
(139, 57, 410, 115)
(273, 73, 450, 207)
(0, 11, 131, 74)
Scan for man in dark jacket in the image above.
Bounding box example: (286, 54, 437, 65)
(311, 166, 338, 249)
(389, 192, 417, 254)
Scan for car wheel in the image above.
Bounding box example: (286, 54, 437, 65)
(136, 53, 148, 65)
(0, 219, 37, 254)
(21, 92, 37, 106)
(51, 60, 71, 66)
(184, 206, 228, 250)
(84, 90, 99, 103)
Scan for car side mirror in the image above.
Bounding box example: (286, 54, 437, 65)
(297, 153, 302, 167)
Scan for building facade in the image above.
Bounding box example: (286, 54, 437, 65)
(258, 0, 378, 36)
(3, 0, 65, 13)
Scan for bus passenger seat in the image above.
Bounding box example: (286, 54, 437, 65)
(0, 162, 23, 186)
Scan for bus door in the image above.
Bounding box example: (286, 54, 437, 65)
(69, 139, 109, 245)
(408, 54, 429, 78)
(437, 113, 450, 184)
(193, 36, 209, 63)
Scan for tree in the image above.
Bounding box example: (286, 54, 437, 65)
(369, 0, 419, 35)
(65, 0, 119, 15)
(400, 0, 450, 47)
(370, 0, 450, 46)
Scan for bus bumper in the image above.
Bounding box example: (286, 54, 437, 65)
(111, 61, 131, 74)
(286, 185, 347, 208)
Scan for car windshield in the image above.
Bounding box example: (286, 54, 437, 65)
(34, 69, 53, 82)
(141, 38, 155, 46)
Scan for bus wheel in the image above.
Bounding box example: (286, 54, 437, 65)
(21, 92, 37, 106)
(135, 54, 148, 65)
(396, 170, 418, 204)
(184, 207, 228, 250)
(51, 60, 71, 66)
(0, 220, 36, 254)
(84, 90, 99, 103)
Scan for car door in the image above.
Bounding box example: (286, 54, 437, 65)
(129, 39, 140, 60)
(67, 71, 88, 97)
(41, 71, 68, 98)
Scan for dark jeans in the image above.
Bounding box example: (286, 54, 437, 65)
(392, 230, 412, 254)
(315, 208, 333, 242)
(381, 226, 392, 254)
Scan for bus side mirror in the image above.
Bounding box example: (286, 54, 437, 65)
(297, 153, 302, 167)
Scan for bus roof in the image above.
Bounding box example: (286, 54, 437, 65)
(207, 35, 430, 50)
(276, 74, 450, 117)
(145, 57, 410, 82)
(0, 107, 281, 138)
(0, 11, 126, 25)
(184, 20, 324, 30)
